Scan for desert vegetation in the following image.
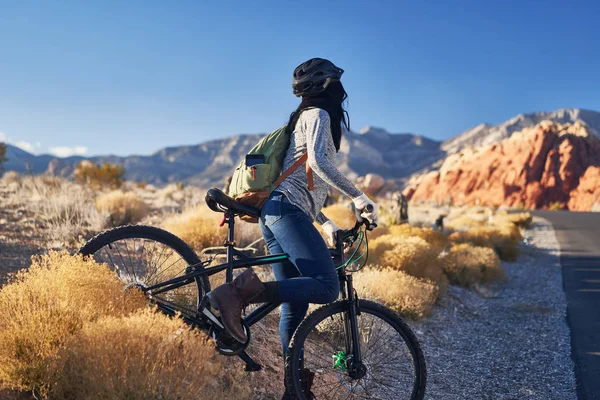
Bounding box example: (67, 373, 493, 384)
(0, 170, 534, 398)
(0, 252, 250, 399)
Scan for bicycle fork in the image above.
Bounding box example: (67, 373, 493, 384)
(339, 273, 367, 379)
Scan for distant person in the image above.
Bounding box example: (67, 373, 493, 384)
(434, 214, 445, 231)
(205, 58, 379, 399)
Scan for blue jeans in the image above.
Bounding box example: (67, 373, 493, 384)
(259, 191, 340, 355)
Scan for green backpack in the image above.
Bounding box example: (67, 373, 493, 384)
(228, 124, 314, 222)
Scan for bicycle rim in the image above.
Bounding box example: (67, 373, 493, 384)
(79, 225, 208, 316)
(286, 300, 426, 399)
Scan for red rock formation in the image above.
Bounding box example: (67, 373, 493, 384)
(409, 121, 600, 210)
(569, 167, 600, 211)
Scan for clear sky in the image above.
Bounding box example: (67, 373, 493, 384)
(1, 0, 599, 157)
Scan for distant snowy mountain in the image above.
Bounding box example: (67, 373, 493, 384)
(442, 108, 600, 154)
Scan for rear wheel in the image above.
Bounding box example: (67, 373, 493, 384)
(78, 225, 210, 316)
(286, 300, 426, 399)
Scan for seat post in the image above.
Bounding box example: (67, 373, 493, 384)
(225, 212, 235, 283)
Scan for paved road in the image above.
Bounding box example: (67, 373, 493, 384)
(534, 211, 600, 400)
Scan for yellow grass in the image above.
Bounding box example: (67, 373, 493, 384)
(448, 223, 522, 261)
(95, 190, 149, 227)
(162, 206, 226, 250)
(321, 203, 356, 228)
(49, 309, 250, 400)
(0, 252, 250, 399)
(388, 224, 448, 250)
(162, 206, 262, 251)
(0, 252, 147, 394)
(354, 268, 439, 319)
(495, 212, 533, 228)
(442, 244, 505, 286)
(369, 235, 448, 292)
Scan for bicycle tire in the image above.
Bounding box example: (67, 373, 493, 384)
(285, 300, 426, 400)
(78, 225, 210, 311)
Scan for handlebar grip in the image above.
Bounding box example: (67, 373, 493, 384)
(365, 204, 374, 213)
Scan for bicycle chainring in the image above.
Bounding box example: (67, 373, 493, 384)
(210, 321, 251, 356)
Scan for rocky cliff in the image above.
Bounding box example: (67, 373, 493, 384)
(408, 121, 600, 210)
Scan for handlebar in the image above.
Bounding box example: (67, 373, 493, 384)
(335, 213, 377, 249)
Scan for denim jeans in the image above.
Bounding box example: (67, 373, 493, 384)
(259, 191, 340, 355)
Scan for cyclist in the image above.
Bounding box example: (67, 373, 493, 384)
(207, 58, 379, 398)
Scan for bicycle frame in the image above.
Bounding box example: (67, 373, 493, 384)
(141, 211, 364, 371)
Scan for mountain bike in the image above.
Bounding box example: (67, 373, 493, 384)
(79, 188, 426, 399)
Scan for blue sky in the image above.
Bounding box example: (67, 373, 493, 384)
(1, 0, 599, 157)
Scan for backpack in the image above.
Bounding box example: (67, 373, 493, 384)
(228, 124, 314, 222)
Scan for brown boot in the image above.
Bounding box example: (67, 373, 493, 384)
(206, 268, 265, 343)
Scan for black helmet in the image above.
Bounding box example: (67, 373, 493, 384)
(292, 58, 344, 97)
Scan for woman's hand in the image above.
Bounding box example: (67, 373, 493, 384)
(352, 193, 379, 225)
(321, 220, 341, 247)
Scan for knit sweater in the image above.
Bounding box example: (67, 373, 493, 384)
(276, 108, 362, 223)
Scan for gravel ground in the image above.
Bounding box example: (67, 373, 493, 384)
(412, 217, 577, 400)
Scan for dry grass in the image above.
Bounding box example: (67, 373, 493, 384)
(162, 206, 227, 250)
(368, 235, 448, 292)
(442, 244, 505, 286)
(49, 309, 250, 400)
(0, 252, 251, 399)
(6, 176, 106, 247)
(448, 223, 522, 261)
(162, 206, 262, 251)
(95, 190, 149, 227)
(0, 252, 147, 394)
(1, 170, 20, 185)
(354, 268, 439, 319)
(321, 203, 356, 228)
(495, 212, 533, 228)
(388, 224, 448, 250)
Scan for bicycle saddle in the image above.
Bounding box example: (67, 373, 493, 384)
(205, 188, 260, 219)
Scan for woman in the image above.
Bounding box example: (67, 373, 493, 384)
(207, 58, 379, 397)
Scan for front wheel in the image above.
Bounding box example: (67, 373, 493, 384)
(285, 300, 426, 399)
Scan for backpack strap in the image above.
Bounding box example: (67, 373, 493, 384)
(273, 153, 314, 190)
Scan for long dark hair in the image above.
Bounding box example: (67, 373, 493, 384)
(286, 81, 349, 152)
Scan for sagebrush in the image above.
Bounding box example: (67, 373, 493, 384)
(369, 235, 448, 293)
(49, 309, 250, 400)
(0, 252, 147, 394)
(354, 268, 439, 319)
(442, 244, 505, 286)
(96, 190, 149, 227)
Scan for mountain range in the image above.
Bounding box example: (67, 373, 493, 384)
(3, 108, 600, 187)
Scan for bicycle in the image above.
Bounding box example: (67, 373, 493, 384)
(79, 188, 426, 399)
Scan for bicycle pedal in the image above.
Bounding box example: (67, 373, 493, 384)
(243, 362, 262, 372)
(239, 351, 261, 372)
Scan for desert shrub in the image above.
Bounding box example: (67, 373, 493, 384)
(503, 212, 533, 228)
(49, 309, 250, 400)
(369, 235, 448, 292)
(448, 223, 521, 261)
(1, 170, 20, 185)
(74, 160, 124, 190)
(162, 206, 227, 250)
(0, 252, 147, 394)
(14, 176, 106, 247)
(442, 244, 505, 286)
(321, 203, 356, 228)
(388, 224, 448, 250)
(354, 268, 439, 319)
(96, 190, 149, 227)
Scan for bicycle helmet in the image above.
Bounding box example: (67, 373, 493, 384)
(292, 58, 344, 97)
